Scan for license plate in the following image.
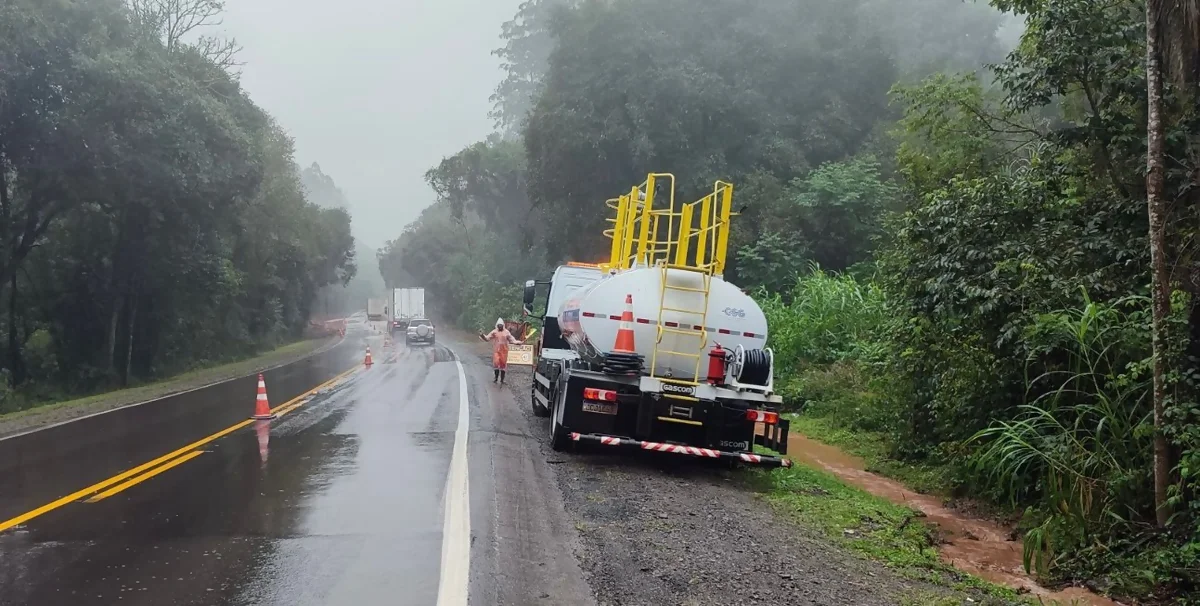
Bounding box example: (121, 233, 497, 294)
(581, 402, 617, 415)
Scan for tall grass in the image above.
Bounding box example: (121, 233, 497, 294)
(970, 292, 1153, 575)
(760, 267, 889, 371)
(759, 269, 896, 431)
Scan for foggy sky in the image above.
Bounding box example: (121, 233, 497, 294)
(219, 0, 521, 249)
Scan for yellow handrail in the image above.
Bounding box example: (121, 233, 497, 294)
(601, 173, 732, 275)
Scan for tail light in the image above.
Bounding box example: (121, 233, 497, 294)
(583, 388, 618, 402)
(746, 409, 778, 424)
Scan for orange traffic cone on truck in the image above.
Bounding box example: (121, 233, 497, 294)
(613, 294, 636, 353)
(252, 374, 276, 420)
(364, 346, 373, 367)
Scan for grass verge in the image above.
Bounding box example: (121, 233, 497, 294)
(757, 461, 1024, 604)
(0, 337, 332, 435)
(787, 413, 957, 496)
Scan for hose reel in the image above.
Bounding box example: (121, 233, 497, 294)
(730, 345, 772, 387)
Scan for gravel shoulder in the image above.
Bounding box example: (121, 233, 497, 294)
(0, 335, 341, 439)
(449, 330, 928, 606)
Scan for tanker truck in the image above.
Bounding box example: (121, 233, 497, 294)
(523, 174, 790, 467)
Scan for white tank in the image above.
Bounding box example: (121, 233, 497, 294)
(558, 267, 768, 380)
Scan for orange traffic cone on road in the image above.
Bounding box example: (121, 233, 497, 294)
(613, 294, 636, 353)
(364, 346, 373, 367)
(252, 374, 276, 420)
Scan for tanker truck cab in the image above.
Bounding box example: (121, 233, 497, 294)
(524, 262, 604, 355)
(523, 175, 791, 469)
(524, 263, 604, 419)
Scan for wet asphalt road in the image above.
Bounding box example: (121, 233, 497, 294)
(0, 321, 593, 606)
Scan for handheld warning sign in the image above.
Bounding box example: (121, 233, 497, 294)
(506, 344, 534, 366)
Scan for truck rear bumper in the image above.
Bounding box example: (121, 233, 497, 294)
(569, 432, 792, 468)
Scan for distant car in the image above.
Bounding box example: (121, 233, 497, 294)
(406, 318, 435, 345)
(390, 318, 408, 334)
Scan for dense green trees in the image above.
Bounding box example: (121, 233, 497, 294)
(0, 0, 355, 407)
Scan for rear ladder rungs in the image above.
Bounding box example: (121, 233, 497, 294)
(659, 327, 706, 337)
(656, 350, 703, 359)
(660, 306, 707, 315)
(662, 284, 708, 293)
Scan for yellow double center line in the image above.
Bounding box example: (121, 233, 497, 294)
(0, 365, 359, 533)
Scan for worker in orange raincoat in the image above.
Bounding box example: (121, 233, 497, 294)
(480, 318, 522, 384)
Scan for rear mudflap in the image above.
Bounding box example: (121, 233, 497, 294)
(570, 432, 792, 468)
(753, 418, 790, 455)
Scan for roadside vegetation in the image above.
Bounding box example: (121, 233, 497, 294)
(761, 463, 1020, 605)
(0, 336, 332, 433)
(0, 0, 358, 414)
(389, 0, 1199, 602)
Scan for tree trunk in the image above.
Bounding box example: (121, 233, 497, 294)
(123, 295, 136, 387)
(107, 212, 128, 374)
(8, 270, 23, 385)
(1147, 0, 1174, 528)
(0, 152, 15, 385)
(108, 298, 121, 373)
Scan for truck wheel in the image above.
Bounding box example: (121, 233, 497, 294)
(548, 394, 569, 451)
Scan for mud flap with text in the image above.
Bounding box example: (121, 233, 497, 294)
(754, 418, 789, 455)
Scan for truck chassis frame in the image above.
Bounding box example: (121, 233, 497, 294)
(533, 359, 791, 468)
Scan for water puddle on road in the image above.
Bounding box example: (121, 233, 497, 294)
(786, 432, 1120, 606)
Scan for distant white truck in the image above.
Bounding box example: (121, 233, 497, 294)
(367, 298, 386, 322)
(389, 288, 425, 334)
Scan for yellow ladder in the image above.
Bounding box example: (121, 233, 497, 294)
(650, 264, 712, 386)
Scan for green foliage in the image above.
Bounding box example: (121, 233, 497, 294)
(735, 233, 808, 293)
(524, 0, 898, 263)
(736, 156, 901, 290)
(974, 295, 1153, 563)
(0, 0, 356, 406)
(761, 269, 889, 371)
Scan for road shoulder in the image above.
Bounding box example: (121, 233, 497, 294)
(456, 334, 596, 606)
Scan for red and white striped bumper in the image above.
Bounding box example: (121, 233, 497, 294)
(570, 433, 792, 468)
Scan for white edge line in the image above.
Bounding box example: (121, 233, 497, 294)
(437, 358, 472, 606)
(0, 333, 350, 443)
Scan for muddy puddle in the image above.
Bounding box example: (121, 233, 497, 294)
(785, 432, 1120, 606)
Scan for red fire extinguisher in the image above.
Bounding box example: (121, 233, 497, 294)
(707, 343, 727, 386)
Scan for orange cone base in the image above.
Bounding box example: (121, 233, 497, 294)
(252, 411, 277, 420)
(613, 333, 635, 353)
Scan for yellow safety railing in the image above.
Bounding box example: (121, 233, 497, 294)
(601, 174, 734, 276)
